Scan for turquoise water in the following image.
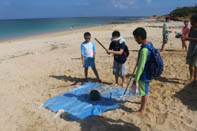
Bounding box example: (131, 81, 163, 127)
(0, 17, 142, 40)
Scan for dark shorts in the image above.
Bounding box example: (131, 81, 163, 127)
(163, 35, 168, 44)
(186, 55, 197, 67)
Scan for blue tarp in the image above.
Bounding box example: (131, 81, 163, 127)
(43, 82, 136, 120)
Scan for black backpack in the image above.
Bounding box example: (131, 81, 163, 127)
(123, 44, 129, 57)
(116, 43, 129, 64)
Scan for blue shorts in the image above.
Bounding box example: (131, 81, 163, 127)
(84, 57, 95, 68)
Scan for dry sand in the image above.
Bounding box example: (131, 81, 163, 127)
(0, 19, 196, 131)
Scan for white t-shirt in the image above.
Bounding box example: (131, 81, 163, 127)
(81, 41, 96, 58)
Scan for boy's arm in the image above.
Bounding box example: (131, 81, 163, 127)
(93, 42, 96, 59)
(81, 44, 85, 65)
(107, 42, 113, 55)
(81, 54, 84, 65)
(108, 43, 125, 55)
(185, 37, 197, 42)
(165, 29, 172, 33)
(134, 48, 148, 83)
(108, 49, 124, 55)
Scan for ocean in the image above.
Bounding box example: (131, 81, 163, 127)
(0, 17, 143, 40)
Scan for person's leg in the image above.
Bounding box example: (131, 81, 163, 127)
(160, 43, 165, 52)
(189, 64, 194, 81)
(91, 66, 101, 82)
(84, 68, 88, 81)
(113, 60, 119, 85)
(184, 41, 187, 51)
(161, 35, 166, 52)
(83, 57, 89, 82)
(132, 95, 148, 115)
(120, 63, 126, 87)
(139, 95, 148, 113)
(161, 35, 168, 52)
(121, 75, 125, 87)
(89, 58, 101, 82)
(193, 56, 197, 86)
(194, 66, 197, 86)
(115, 74, 119, 85)
(182, 40, 185, 50)
(132, 81, 149, 115)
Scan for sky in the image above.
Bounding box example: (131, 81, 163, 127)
(0, 0, 197, 19)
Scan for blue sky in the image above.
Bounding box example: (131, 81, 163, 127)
(0, 0, 197, 19)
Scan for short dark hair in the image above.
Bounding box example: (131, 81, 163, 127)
(165, 17, 170, 21)
(84, 32, 91, 37)
(191, 15, 197, 23)
(133, 27, 147, 40)
(184, 20, 189, 23)
(112, 31, 120, 37)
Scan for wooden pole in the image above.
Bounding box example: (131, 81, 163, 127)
(123, 64, 137, 95)
(95, 38, 108, 52)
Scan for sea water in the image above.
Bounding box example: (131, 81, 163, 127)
(0, 17, 143, 40)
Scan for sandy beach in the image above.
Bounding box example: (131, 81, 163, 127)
(0, 18, 197, 131)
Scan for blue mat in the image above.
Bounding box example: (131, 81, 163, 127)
(43, 82, 136, 120)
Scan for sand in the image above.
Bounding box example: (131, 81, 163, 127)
(0, 18, 196, 131)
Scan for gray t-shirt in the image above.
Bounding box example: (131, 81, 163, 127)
(187, 27, 197, 57)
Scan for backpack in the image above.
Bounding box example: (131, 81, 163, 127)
(123, 44, 129, 57)
(142, 43, 163, 78)
(116, 43, 129, 64)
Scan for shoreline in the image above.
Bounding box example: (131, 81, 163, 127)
(0, 17, 145, 43)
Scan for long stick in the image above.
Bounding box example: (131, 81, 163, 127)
(95, 38, 108, 52)
(123, 64, 137, 95)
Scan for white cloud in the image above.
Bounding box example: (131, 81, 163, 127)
(111, 0, 137, 9)
(74, 2, 90, 6)
(146, 0, 152, 4)
(111, 0, 152, 9)
(1, 1, 11, 6)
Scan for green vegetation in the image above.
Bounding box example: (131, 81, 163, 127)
(169, 6, 197, 19)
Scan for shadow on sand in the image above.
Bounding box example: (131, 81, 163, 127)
(153, 76, 185, 85)
(61, 115, 141, 131)
(174, 83, 197, 111)
(49, 75, 112, 87)
(126, 75, 184, 85)
(164, 49, 185, 52)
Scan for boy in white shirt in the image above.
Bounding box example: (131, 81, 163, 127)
(81, 32, 102, 83)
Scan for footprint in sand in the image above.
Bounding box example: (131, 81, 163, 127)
(156, 113, 168, 125)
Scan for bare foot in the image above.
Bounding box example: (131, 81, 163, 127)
(160, 49, 164, 52)
(84, 79, 88, 82)
(113, 83, 119, 88)
(98, 79, 102, 83)
(192, 80, 197, 87)
(122, 83, 127, 88)
(185, 79, 194, 85)
(132, 110, 144, 115)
